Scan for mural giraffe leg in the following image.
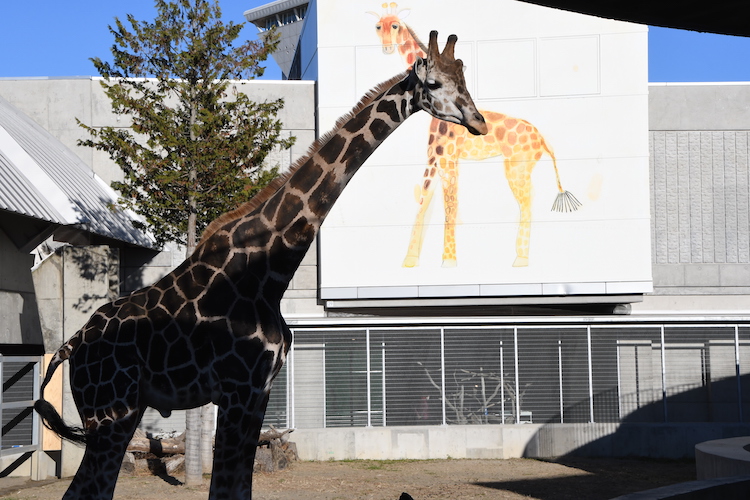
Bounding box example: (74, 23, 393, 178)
(504, 156, 535, 267)
(438, 147, 460, 267)
(402, 164, 437, 268)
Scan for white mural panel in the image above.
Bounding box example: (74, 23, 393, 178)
(313, 0, 652, 299)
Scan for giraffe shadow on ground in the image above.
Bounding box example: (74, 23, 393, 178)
(142, 459, 183, 486)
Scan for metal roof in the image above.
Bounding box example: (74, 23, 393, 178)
(243, 0, 308, 24)
(0, 95, 154, 249)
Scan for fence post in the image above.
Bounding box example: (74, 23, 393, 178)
(558, 339, 564, 423)
(660, 325, 668, 423)
(366, 328, 372, 427)
(514, 327, 520, 425)
(735, 325, 743, 422)
(440, 328, 446, 425)
(288, 340, 295, 429)
(588, 326, 594, 423)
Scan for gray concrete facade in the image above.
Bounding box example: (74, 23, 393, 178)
(635, 83, 750, 314)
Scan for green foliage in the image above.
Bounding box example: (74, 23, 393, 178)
(79, 0, 295, 248)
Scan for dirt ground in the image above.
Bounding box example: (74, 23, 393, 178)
(1, 457, 696, 500)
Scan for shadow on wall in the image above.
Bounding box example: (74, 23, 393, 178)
(522, 373, 750, 460)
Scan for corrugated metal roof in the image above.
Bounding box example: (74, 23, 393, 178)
(243, 0, 308, 23)
(0, 95, 154, 248)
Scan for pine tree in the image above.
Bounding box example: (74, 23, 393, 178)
(79, 0, 295, 251)
(78, 0, 295, 485)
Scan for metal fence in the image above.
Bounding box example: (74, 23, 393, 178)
(264, 323, 750, 429)
(1, 356, 41, 459)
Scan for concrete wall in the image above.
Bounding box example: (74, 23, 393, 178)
(292, 423, 750, 461)
(0, 76, 322, 314)
(0, 78, 317, 186)
(635, 83, 750, 314)
(32, 245, 120, 477)
(0, 228, 43, 346)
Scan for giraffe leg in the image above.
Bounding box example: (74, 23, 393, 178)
(62, 406, 144, 500)
(403, 159, 440, 267)
(439, 156, 459, 267)
(504, 158, 534, 267)
(209, 386, 270, 500)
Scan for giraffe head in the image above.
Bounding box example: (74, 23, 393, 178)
(411, 31, 487, 136)
(367, 3, 411, 55)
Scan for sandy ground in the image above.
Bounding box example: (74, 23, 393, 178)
(1, 457, 696, 500)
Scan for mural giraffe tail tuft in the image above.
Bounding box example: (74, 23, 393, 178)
(552, 190, 582, 213)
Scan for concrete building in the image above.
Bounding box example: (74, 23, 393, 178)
(1, 0, 750, 480)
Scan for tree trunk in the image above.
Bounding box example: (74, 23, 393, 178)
(201, 403, 215, 474)
(185, 407, 202, 485)
(184, 103, 203, 482)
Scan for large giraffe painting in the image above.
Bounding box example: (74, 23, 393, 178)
(369, 2, 581, 268)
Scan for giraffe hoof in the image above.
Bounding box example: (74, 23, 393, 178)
(441, 259, 457, 268)
(512, 256, 529, 267)
(403, 256, 420, 267)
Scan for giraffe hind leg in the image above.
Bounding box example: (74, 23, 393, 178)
(62, 406, 144, 500)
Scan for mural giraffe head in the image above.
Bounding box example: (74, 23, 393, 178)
(34, 30, 485, 500)
(367, 2, 426, 68)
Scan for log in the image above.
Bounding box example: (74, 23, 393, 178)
(127, 436, 185, 454)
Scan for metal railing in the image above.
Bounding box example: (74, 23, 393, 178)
(264, 322, 750, 429)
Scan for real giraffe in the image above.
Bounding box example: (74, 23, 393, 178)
(369, 2, 581, 268)
(34, 31, 486, 500)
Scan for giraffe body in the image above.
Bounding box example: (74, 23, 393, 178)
(405, 111, 576, 268)
(34, 31, 486, 500)
(370, 5, 580, 268)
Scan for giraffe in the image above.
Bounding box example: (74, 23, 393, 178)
(33, 31, 486, 500)
(369, 5, 581, 268)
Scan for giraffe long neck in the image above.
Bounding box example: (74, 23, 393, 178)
(195, 71, 419, 296)
(398, 24, 427, 68)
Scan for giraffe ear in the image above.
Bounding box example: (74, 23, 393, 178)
(413, 57, 427, 82)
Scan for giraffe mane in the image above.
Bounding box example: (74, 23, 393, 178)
(197, 70, 411, 248)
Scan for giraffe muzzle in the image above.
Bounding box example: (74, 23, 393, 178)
(465, 111, 488, 136)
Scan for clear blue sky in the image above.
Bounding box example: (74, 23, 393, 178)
(2, 1, 750, 82)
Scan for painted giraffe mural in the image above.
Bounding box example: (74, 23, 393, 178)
(33, 31, 486, 500)
(369, 3, 581, 268)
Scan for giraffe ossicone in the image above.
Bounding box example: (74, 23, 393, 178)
(34, 30, 485, 500)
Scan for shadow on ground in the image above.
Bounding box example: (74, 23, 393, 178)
(474, 457, 696, 500)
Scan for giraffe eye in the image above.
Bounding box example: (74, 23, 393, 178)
(426, 80, 442, 91)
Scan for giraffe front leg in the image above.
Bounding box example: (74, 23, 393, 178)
(440, 157, 459, 268)
(403, 163, 439, 268)
(209, 385, 270, 500)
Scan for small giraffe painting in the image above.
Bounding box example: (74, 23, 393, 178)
(34, 31, 486, 500)
(370, 3, 581, 268)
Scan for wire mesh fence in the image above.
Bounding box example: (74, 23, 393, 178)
(265, 323, 750, 429)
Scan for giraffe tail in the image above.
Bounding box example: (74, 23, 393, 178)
(541, 137, 582, 213)
(34, 343, 88, 445)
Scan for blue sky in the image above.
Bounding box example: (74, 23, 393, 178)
(2, 1, 750, 82)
